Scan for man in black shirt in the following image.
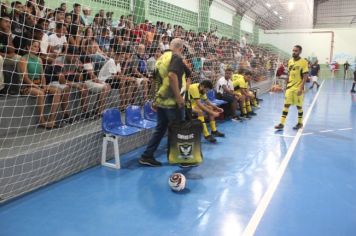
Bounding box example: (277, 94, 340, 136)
(309, 60, 320, 90)
(139, 38, 190, 167)
(344, 61, 350, 79)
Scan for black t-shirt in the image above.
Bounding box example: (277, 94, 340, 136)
(168, 54, 191, 89)
(310, 64, 320, 76)
(344, 63, 350, 70)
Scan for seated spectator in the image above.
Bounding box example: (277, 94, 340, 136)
(48, 8, 65, 32)
(0, 16, 22, 94)
(70, 3, 84, 26)
(60, 3, 67, 12)
(131, 44, 150, 101)
(147, 47, 161, 75)
(215, 67, 241, 120)
(50, 46, 90, 120)
(81, 55, 111, 117)
(159, 35, 169, 52)
(91, 13, 103, 36)
(121, 46, 138, 106)
(64, 13, 72, 26)
(96, 27, 112, 54)
(10, 1, 25, 36)
(67, 24, 82, 47)
(116, 15, 126, 30)
(18, 40, 61, 129)
(81, 6, 91, 27)
(0, 55, 4, 94)
(48, 23, 67, 55)
(105, 11, 113, 28)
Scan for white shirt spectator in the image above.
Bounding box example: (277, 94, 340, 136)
(166, 29, 172, 37)
(40, 33, 49, 54)
(216, 76, 234, 95)
(159, 42, 169, 52)
(147, 56, 156, 73)
(240, 35, 247, 48)
(98, 58, 121, 81)
(48, 34, 67, 54)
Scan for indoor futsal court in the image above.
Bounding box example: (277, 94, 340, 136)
(0, 0, 356, 236)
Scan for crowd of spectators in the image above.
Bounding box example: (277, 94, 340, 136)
(0, 1, 279, 129)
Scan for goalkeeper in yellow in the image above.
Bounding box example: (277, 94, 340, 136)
(275, 45, 309, 130)
(188, 80, 225, 143)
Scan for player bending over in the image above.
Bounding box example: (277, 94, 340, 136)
(188, 80, 225, 143)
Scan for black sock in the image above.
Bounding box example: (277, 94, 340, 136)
(352, 83, 356, 91)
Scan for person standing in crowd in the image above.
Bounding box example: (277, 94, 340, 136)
(139, 38, 189, 167)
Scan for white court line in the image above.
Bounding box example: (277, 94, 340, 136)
(338, 128, 353, 131)
(273, 134, 296, 138)
(242, 80, 325, 236)
(301, 132, 313, 136)
(320, 129, 334, 133)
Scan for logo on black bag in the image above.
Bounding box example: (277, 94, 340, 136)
(178, 143, 193, 159)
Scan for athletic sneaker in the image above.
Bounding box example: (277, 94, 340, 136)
(231, 116, 242, 122)
(274, 123, 284, 130)
(241, 114, 252, 119)
(248, 111, 257, 116)
(212, 130, 225, 137)
(205, 135, 217, 143)
(293, 123, 303, 130)
(138, 157, 162, 167)
(180, 163, 199, 168)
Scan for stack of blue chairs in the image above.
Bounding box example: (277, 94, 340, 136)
(101, 102, 157, 169)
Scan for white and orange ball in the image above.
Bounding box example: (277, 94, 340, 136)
(168, 173, 186, 192)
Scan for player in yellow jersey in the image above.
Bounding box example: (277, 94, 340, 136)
(232, 69, 256, 119)
(188, 80, 225, 143)
(275, 45, 309, 130)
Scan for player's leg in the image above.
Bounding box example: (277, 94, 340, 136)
(351, 75, 356, 93)
(275, 90, 292, 130)
(207, 104, 225, 138)
(193, 106, 216, 143)
(293, 91, 304, 130)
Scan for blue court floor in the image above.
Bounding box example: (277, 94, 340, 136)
(1, 79, 355, 236)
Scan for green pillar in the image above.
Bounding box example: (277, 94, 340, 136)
(133, 0, 146, 25)
(232, 14, 242, 41)
(253, 25, 259, 45)
(199, 0, 210, 32)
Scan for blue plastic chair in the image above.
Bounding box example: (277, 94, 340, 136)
(144, 101, 157, 122)
(102, 108, 142, 136)
(207, 90, 227, 106)
(101, 108, 142, 169)
(125, 105, 157, 129)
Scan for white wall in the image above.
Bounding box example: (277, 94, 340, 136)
(259, 28, 356, 63)
(210, 0, 235, 25)
(241, 15, 255, 33)
(161, 0, 199, 13)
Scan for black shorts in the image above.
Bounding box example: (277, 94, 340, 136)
(216, 93, 234, 103)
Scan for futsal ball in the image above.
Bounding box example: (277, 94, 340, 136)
(168, 173, 186, 192)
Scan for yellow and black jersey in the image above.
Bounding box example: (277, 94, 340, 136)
(188, 83, 207, 108)
(287, 58, 309, 90)
(232, 74, 247, 90)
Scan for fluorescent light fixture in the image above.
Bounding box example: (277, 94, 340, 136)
(266, 3, 271, 8)
(279, 16, 283, 20)
(288, 2, 295, 11)
(273, 10, 278, 15)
